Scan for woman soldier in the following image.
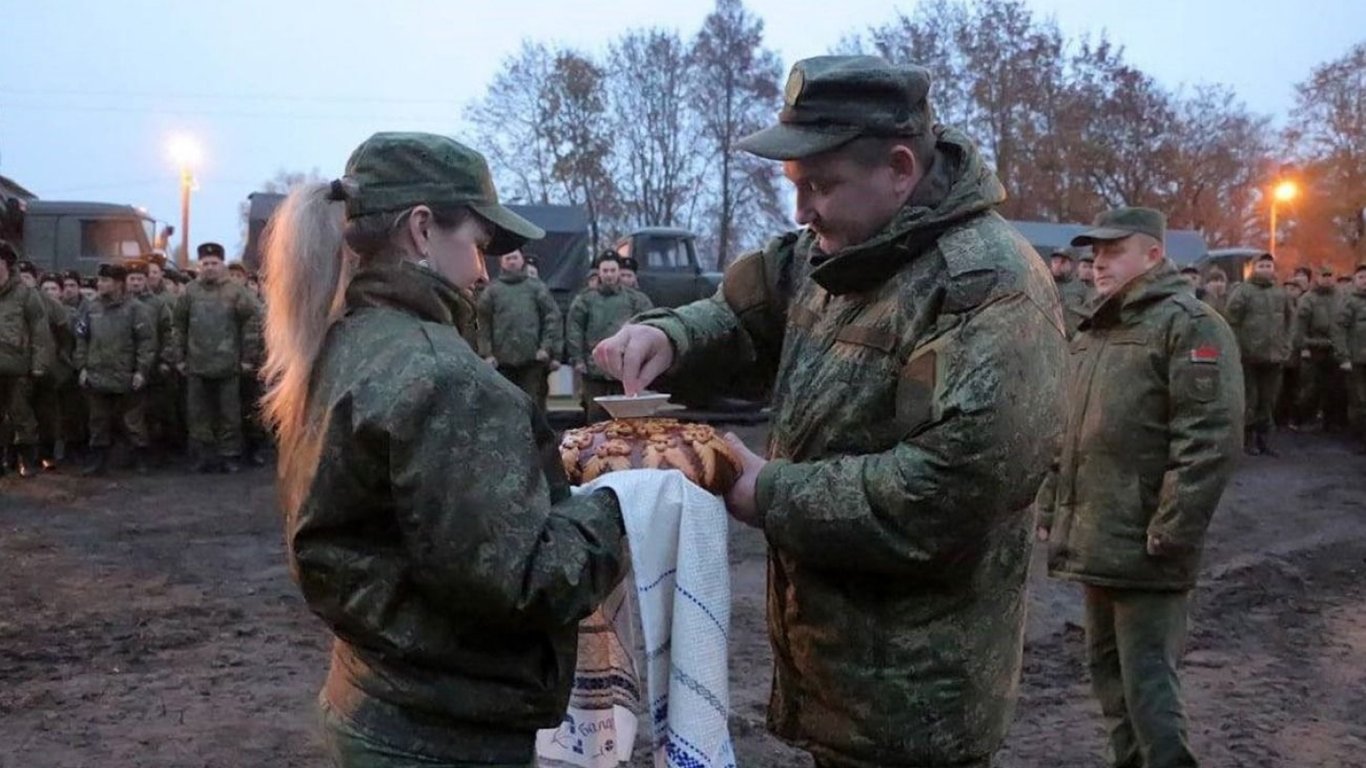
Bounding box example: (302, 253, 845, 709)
(261, 133, 627, 767)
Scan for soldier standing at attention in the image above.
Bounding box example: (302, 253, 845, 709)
(34, 273, 75, 471)
(138, 254, 184, 455)
(1202, 266, 1229, 317)
(476, 248, 563, 413)
(1179, 265, 1204, 298)
(74, 263, 155, 475)
(1294, 267, 1340, 430)
(60, 270, 88, 313)
(567, 252, 651, 422)
(1051, 247, 1091, 337)
(1334, 265, 1366, 453)
(597, 56, 1066, 768)
(0, 241, 54, 479)
(1225, 253, 1292, 455)
(173, 242, 261, 473)
(227, 260, 269, 466)
(1039, 207, 1242, 768)
(1278, 278, 1307, 428)
(1078, 250, 1096, 291)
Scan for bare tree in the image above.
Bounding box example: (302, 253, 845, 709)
(542, 50, 617, 251)
(690, 0, 786, 268)
(465, 41, 559, 205)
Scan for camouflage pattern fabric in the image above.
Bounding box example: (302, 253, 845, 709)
(1293, 285, 1337, 356)
(187, 375, 242, 459)
(0, 275, 54, 378)
(0, 375, 38, 445)
(1333, 288, 1366, 365)
(73, 294, 155, 394)
(1056, 273, 1094, 337)
(283, 260, 625, 764)
(85, 391, 149, 449)
(476, 272, 563, 367)
(1041, 262, 1244, 591)
(1225, 275, 1292, 365)
(172, 277, 261, 377)
(638, 127, 1067, 766)
(567, 286, 652, 380)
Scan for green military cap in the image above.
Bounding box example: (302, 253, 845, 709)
(1050, 247, 1076, 261)
(1071, 207, 1166, 247)
(737, 55, 934, 160)
(335, 132, 544, 256)
(1077, 249, 1095, 263)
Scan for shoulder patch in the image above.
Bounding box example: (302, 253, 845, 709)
(937, 223, 993, 277)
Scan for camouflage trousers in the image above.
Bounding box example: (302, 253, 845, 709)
(1298, 352, 1344, 428)
(581, 376, 623, 424)
(146, 370, 186, 451)
(1084, 586, 1197, 768)
(86, 390, 149, 449)
(1349, 366, 1366, 444)
(32, 375, 66, 458)
(497, 363, 550, 414)
(317, 699, 532, 768)
(0, 375, 38, 445)
(187, 374, 242, 458)
(1241, 362, 1283, 432)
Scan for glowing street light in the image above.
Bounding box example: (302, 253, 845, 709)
(1269, 179, 1299, 258)
(168, 134, 202, 269)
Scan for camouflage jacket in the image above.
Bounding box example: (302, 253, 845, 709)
(0, 276, 55, 378)
(173, 278, 261, 377)
(74, 294, 156, 393)
(283, 260, 625, 763)
(1055, 273, 1093, 337)
(138, 288, 178, 368)
(1224, 275, 1292, 364)
(476, 272, 563, 366)
(1041, 264, 1243, 591)
(639, 128, 1066, 766)
(567, 285, 652, 379)
(1334, 289, 1366, 364)
(40, 291, 77, 384)
(1294, 285, 1338, 354)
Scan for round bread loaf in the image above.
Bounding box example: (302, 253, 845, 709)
(559, 418, 741, 495)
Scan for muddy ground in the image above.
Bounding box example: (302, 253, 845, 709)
(2, 429, 1363, 768)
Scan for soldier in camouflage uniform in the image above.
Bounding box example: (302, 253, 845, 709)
(1201, 266, 1229, 317)
(34, 273, 75, 470)
(0, 241, 54, 479)
(173, 242, 261, 473)
(1039, 208, 1243, 768)
(227, 261, 270, 466)
(1224, 252, 1292, 455)
(262, 132, 626, 768)
(137, 255, 186, 455)
(74, 263, 156, 475)
(1051, 247, 1092, 337)
(567, 253, 652, 422)
(598, 56, 1067, 768)
(1334, 265, 1366, 453)
(477, 248, 563, 413)
(1294, 267, 1340, 429)
(1078, 249, 1096, 288)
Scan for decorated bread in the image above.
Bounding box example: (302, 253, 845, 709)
(559, 418, 741, 495)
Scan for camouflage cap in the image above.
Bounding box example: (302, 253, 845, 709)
(1070, 207, 1166, 247)
(1077, 249, 1095, 263)
(1050, 247, 1076, 261)
(339, 132, 544, 256)
(737, 55, 934, 160)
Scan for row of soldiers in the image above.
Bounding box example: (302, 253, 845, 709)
(1050, 247, 1366, 454)
(474, 248, 651, 422)
(0, 241, 266, 478)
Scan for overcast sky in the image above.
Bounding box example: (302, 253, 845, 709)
(2, 0, 1361, 256)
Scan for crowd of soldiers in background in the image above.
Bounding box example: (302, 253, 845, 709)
(1048, 246, 1366, 455)
(0, 241, 266, 479)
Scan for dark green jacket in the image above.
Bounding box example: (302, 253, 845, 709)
(1056, 273, 1092, 337)
(640, 128, 1066, 766)
(476, 272, 563, 366)
(74, 294, 156, 394)
(1334, 289, 1366, 364)
(1294, 285, 1338, 355)
(40, 292, 77, 385)
(1224, 275, 1292, 364)
(1042, 264, 1243, 591)
(173, 278, 261, 377)
(283, 261, 626, 764)
(567, 285, 652, 378)
(138, 288, 178, 368)
(0, 276, 54, 378)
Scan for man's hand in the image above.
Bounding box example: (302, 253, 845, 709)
(176, 363, 187, 375)
(1146, 533, 1169, 557)
(132, 372, 145, 391)
(79, 369, 89, 388)
(1036, 527, 1050, 543)
(722, 433, 767, 528)
(535, 349, 550, 363)
(593, 324, 673, 395)
(241, 363, 253, 374)
(549, 359, 562, 372)
(574, 362, 588, 375)
(1341, 361, 1353, 372)
(1301, 349, 1311, 360)
(159, 363, 171, 376)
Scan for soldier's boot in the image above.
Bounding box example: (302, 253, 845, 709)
(16, 446, 40, 479)
(80, 447, 109, 477)
(1255, 428, 1279, 458)
(38, 440, 59, 471)
(190, 444, 215, 474)
(1243, 427, 1260, 456)
(131, 447, 150, 476)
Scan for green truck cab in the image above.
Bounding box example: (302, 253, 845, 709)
(612, 227, 723, 308)
(1, 195, 158, 275)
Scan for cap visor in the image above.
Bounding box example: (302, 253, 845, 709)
(1070, 227, 1136, 247)
(736, 123, 863, 161)
(471, 203, 546, 256)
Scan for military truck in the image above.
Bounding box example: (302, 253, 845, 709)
(0, 194, 159, 275)
(611, 227, 723, 308)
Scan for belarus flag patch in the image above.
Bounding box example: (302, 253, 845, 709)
(1189, 345, 1220, 364)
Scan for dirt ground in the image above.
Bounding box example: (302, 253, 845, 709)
(2, 429, 1363, 768)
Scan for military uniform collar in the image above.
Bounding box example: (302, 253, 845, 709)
(498, 271, 528, 285)
(1084, 261, 1186, 328)
(346, 260, 469, 328)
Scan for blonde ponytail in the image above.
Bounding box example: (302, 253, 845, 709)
(260, 183, 351, 467)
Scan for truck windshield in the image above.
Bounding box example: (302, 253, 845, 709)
(80, 218, 152, 260)
(641, 237, 693, 271)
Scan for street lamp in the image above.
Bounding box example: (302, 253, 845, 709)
(1269, 180, 1298, 258)
(168, 134, 202, 269)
